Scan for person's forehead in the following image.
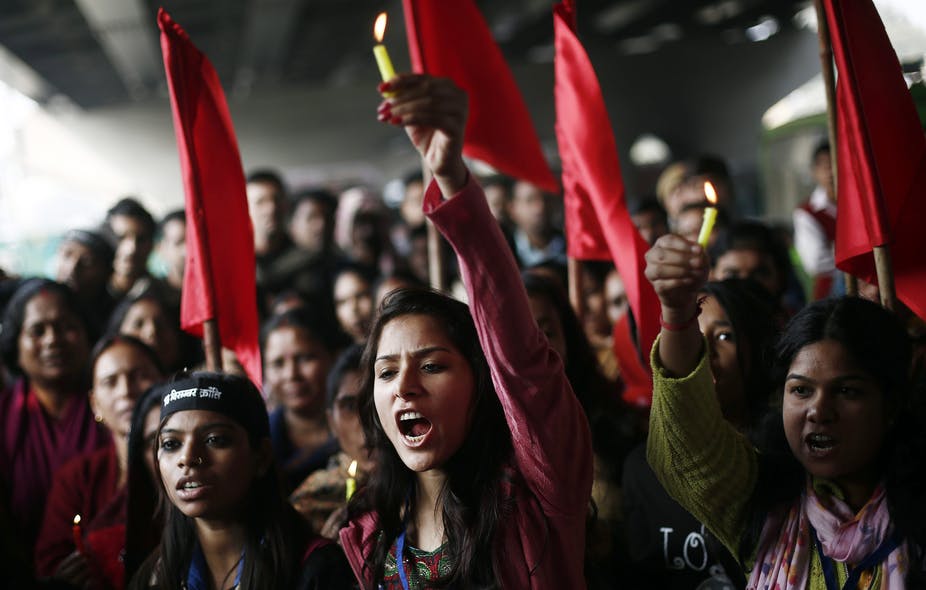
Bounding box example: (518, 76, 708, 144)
(163, 218, 186, 234)
(335, 371, 362, 397)
(335, 272, 370, 294)
(377, 314, 456, 354)
(59, 239, 97, 260)
(110, 214, 150, 237)
(247, 180, 282, 201)
(295, 198, 324, 216)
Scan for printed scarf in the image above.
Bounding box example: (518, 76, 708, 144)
(747, 482, 907, 589)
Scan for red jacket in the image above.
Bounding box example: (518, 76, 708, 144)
(340, 175, 593, 589)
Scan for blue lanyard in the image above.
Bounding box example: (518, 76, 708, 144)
(395, 529, 411, 590)
(810, 525, 900, 590)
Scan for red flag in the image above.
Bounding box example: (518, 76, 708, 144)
(823, 0, 926, 320)
(158, 9, 262, 387)
(402, 0, 558, 193)
(554, 2, 661, 378)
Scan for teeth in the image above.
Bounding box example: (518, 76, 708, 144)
(404, 433, 426, 441)
(399, 411, 424, 422)
(808, 434, 835, 447)
(183, 482, 202, 489)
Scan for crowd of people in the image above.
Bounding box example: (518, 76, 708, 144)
(1, 72, 924, 590)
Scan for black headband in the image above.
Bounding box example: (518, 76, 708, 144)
(158, 372, 269, 439)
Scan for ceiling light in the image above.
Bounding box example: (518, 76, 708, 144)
(629, 134, 671, 166)
(745, 16, 780, 42)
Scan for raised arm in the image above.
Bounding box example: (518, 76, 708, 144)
(379, 75, 592, 514)
(644, 234, 757, 555)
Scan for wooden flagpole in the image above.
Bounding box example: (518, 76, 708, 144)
(203, 319, 222, 371)
(406, 4, 447, 293)
(421, 160, 447, 292)
(813, 0, 858, 297)
(814, 0, 897, 310)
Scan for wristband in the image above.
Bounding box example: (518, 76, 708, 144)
(660, 303, 702, 332)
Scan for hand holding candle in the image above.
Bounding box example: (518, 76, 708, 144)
(346, 459, 358, 501)
(372, 13, 396, 87)
(696, 181, 718, 248)
(72, 514, 85, 554)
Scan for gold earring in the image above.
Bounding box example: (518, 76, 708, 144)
(94, 414, 104, 423)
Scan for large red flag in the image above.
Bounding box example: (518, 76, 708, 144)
(158, 9, 262, 388)
(402, 0, 558, 193)
(823, 0, 926, 320)
(554, 1, 661, 383)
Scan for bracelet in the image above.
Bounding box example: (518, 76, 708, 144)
(660, 303, 702, 332)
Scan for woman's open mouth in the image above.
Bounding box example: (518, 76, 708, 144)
(397, 410, 433, 444)
(175, 478, 213, 501)
(805, 432, 837, 456)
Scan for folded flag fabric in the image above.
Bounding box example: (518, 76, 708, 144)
(823, 0, 926, 320)
(158, 8, 263, 387)
(403, 0, 558, 193)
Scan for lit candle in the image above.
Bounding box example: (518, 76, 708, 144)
(372, 13, 396, 85)
(346, 460, 358, 501)
(72, 514, 85, 554)
(697, 181, 719, 248)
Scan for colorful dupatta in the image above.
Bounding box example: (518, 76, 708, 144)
(748, 481, 907, 590)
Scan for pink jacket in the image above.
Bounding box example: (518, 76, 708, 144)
(340, 175, 593, 589)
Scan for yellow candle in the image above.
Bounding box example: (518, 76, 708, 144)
(372, 13, 396, 83)
(346, 459, 358, 501)
(697, 181, 719, 248)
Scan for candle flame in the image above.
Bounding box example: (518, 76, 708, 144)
(704, 181, 717, 205)
(348, 460, 358, 478)
(374, 12, 387, 43)
(73, 514, 81, 525)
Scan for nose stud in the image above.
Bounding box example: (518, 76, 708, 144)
(194, 456, 203, 466)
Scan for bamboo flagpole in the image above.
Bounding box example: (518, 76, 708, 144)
(813, 0, 858, 298)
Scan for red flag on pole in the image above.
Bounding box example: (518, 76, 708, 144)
(823, 0, 926, 320)
(402, 0, 559, 193)
(158, 9, 263, 387)
(554, 2, 661, 380)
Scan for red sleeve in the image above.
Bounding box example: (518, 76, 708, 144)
(424, 175, 593, 516)
(34, 457, 88, 576)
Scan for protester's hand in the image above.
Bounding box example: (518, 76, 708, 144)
(644, 234, 709, 317)
(52, 551, 95, 589)
(378, 74, 469, 197)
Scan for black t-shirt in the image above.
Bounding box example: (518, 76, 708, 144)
(622, 444, 745, 590)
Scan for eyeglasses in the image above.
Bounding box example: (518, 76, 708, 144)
(334, 394, 359, 413)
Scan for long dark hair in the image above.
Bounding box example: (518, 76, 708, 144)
(740, 297, 925, 581)
(348, 288, 513, 589)
(125, 384, 167, 585)
(131, 372, 313, 590)
(699, 279, 778, 433)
